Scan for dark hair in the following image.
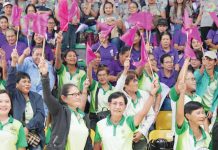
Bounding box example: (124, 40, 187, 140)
(6, 28, 17, 36)
(184, 101, 203, 115)
(97, 65, 110, 75)
(63, 50, 78, 66)
(61, 83, 77, 96)
(103, 1, 113, 13)
(32, 45, 43, 55)
(108, 91, 128, 105)
(160, 31, 172, 41)
(129, 1, 139, 11)
(47, 15, 58, 38)
(174, 0, 187, 17)
(16, 72, 31, 83)
(0, 90, 13, 116)
(0, 15, 8, 22)
(25, 4, 37, 14)
(125, 70, 137, 85)
(160, 53, 172, 64)
(211, 22, 218, 31)
(118, 46, 130, 59)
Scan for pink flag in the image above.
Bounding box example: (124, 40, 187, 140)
(11, 5, 22, 27)
(23, 13, 36, 36)
(96, 21, 112, 31)
(86, 43, 97, 65)
(32, 13, 49, 37)
(188, 27, 202, 43)
(183, 9, 192, 31)
(120, 26, 137, 46)
(184, 42, 196, 59)
(209, 12, 218, 27)
(127, 12, 153, 30)
(68, 0, 79, 21)
(100, 26, 114, 38)
(133, 34, 148, 67)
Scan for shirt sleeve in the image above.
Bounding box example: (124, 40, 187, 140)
(207, 30, 214, 40)
(126, 116, 138, 132)
(56, 64, 65, 75)
(169, 86, 179, 102)
(175, 120, 188, 135)
(16, 125, 28, 148)
(94, 125, 102, 142)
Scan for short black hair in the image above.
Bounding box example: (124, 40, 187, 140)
(108, 91, 128, 105)
(25, 4, 37, 14)
(16, 72, 31, 83)
(119, 46, 130, 56)
(0, 15, 8, 22)
(160, 53, 172, 64)
(160, 31, 172, 40)
(184, 101, 203, 115)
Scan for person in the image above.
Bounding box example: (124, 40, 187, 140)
(153, 31, 179, 70)
(46, 16, 57, 50)
(17, 46, 55, 96)
(39, 57, 92, 150)
(175, 81, 211, 149)
(91, 31, 118, 67)
(7, 49, 45, 149)
(55, 32, 86, 94)
(115, 68, 156, 150)
(97, 1, 125, 49)
(1, 28, 27, 65)
(91, 51, 101, 81)
(0, 15, 9, 47)
(2, 2, 12, 26)
(211, 108, 218, 150)
(0, 89, 27, 150)
(0, 48, 7, 90)
(205, 23, 218, 51)
(94, 80, 159, 150)
(131, 30, 141, 63)
(188, 51, 203, 72)
(138, 53, 162, 113)
(31, 33, 54, 63)
(194, 51, 218, 123)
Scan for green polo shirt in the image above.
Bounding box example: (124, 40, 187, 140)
(57, 64, 86, 93)
(0, 80, 6, 90)
(94, 115, 137, 150)
(170, 86, 202, 104)
(175, 120, 211, 150)
(0, 116, 27, 150)
(89, 80, 115, 113)
(138, 70, 162, 94)
(65, 108, 89, 150)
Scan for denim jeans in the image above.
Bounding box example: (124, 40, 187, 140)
(160, 97, 172, 111)
(29, 145, 42, 150)
(61, 24, 77, 52)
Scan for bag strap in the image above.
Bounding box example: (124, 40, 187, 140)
(95, 86, 100, 112)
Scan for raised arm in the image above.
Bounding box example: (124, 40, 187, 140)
(0, 49, 7, 80)
(134, 79, 159, 126)
(87, 60, 94, 85)
(18, 47, 30, 65)
(39, 58, 62, 115)
(55, 32, 63, 70)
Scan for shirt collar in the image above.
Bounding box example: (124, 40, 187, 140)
(68, 107, 85, 117)
(106, 115, 125, 126)
(189, 124, 207, 146)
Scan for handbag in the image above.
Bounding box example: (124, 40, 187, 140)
(27, 130, 41, 147)
(95, 87, 110, 120)
(147, 138, 174, 150)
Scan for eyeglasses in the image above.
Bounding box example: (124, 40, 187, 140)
(67, 92, 81, 97)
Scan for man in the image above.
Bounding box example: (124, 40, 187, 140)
(194, 51, 218, 120)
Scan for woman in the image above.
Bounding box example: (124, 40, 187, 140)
(0, 49, 7, 90)
(55, 32, 86, 94)
(191, 38, 203, 52)
(153, 31, 179, 70)
(205, 23, 218, 51)
(91, 51, 101, 81)
(0, 15, 9, 47)
(0, 90, 27, 150)
(109, 46, 135, 83)
(98, 1, 125, 49)
(91, 31, 118, 67)
(1, 28, 27, 65)
(188, 51, 203, 72)
(31, 33, 54, 62)
(94, 73, 159, 150)
(7, 49, 45, 149)
(46, 16, 57, 50)
(131, 30, 141, 63)
(175, 81, 211, 149)
(39, 57, 92, 150)
(138, 53, 162, 113)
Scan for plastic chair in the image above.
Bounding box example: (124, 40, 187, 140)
(156, 111, 172, 130)
(149, 130, 174, 142)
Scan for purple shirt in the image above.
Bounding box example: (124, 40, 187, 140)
(0, 32, 7, 47)
(173, 30, 187, 46)
(153, 46, 179, 69)
(46, 32, 54, 41)
(109, 60, 135, 76)
(91, 42, 118, 67)
(131, 48, 141, 63)
(30, 44, 54, 61)
(92, 70, 98, 81)
(158, 69, 178, 88)
(2, 41, 27, 64)
(207, 29, 218, 45)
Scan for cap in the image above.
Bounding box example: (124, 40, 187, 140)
(204, 51, 217, 60)
(157, 18, 168, 26)
(3, 2, 12, 7)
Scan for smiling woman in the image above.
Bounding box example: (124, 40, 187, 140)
(0, 90, 28, 150)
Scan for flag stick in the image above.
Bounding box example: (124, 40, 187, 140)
(42, 37, 46, 58)
(95, 44, 102, 53)
(15, 26, 19, 50)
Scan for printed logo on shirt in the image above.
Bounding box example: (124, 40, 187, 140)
(9, 125, 18, 135)
(110, 49, 114, 57)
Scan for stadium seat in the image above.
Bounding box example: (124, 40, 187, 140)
(90, 129, 95, 145)
(156, 111, 172, 130)
(148, 130, 174, 142)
